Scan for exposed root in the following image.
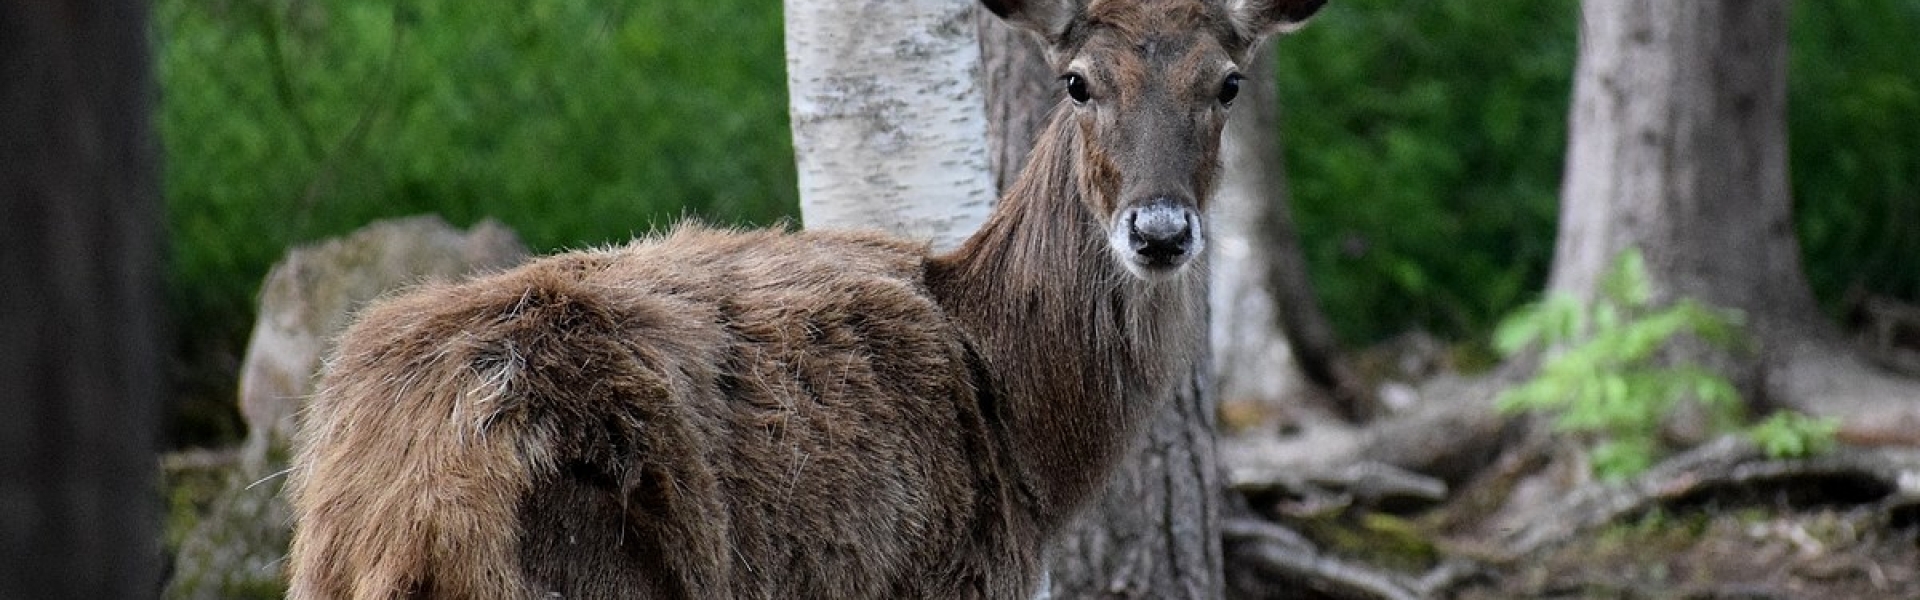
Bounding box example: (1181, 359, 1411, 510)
(1496, 436, 1920, 558)
(1223, 371, 1520, 493)
(1224, 517, 1484, 600)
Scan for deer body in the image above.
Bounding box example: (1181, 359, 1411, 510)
(286, 1, 1322, 597)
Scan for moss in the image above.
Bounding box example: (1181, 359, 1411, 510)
(1290, 510, 1442, 573)
(161, 448, 294, 600)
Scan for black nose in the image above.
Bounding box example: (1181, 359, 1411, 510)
(1126, 201, 1197, 264)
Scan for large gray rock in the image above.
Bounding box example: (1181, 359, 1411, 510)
(167, 215, 527, 599)
(236, 215, 527, 467)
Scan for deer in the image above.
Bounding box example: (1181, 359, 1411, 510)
(284, 0, 1325, 597)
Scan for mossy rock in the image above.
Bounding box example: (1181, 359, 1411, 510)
(166, 215, 529, 598)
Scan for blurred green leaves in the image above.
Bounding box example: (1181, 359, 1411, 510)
(1275, 0, 1920, 346)
(1494, 250, 1837, 480)
(156, 0, 796, 440)
(1274, 0, 1578, 344)
(1789, 0, 1920, 309)
(153, 0, 1918, 443)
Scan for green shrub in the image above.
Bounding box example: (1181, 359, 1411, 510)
(1494, 250, 1838, 480)
(1747, 412, 1841, 460)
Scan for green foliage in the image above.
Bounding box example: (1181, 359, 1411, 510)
(1273, 0, 1579, 343)
(1790, 0, 1920, 309)
(156, 0, 797, 442)
(1276, 0, 1920, 345)
(1494, 250, 1749, 480)
(153, 0, 1920, 445)
(1495, 251, 1843, 478)
(1748, 412, 1841, 459)
(1496, 250, 1843, 479)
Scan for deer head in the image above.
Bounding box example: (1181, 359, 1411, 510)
(981, 0, 1324, 280)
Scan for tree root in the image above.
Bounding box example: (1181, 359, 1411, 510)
(1223, 370, 1521, 495)
(1232, 459, 1450, 515)
(1224, 517, 1483, 600)
(1497, 436, 1920, 558)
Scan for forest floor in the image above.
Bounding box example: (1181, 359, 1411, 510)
(1219, 335, 1920, 600)
(1453, 506, 1920, 599)
(1224, 423, 1920, 599)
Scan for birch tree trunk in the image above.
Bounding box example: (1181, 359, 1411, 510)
(0, 0, 164, 596)
(1553, 0, 1920, 426)
(977, 12, 1222, 599)
(785, 0, 996, 251)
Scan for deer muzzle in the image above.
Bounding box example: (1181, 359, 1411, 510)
(1113, 197, 1203, 278)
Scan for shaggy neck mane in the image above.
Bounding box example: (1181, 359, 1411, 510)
(926, 102, 1204, 534)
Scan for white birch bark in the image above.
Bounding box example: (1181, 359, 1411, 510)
(784, 0, 996, 251)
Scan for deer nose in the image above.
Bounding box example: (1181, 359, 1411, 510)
(1125, 200, 1199, 266)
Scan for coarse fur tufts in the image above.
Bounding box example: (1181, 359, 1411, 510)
(285, 0, 1324, 597)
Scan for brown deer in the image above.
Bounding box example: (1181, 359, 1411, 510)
(285, 0, 1324, 597)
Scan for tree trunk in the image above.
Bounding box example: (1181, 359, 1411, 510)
(974, 7, 1055, 195)
(1553, 0, 1814, 328)
(1552, 0, 1920, 423)
(0, 0, 165, 597)
(977, 11, 1223, 598)
(1212, 50, 1375, 425)
(784, 0, 996, 251)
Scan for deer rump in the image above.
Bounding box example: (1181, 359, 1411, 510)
(289, 225, 1035, 599)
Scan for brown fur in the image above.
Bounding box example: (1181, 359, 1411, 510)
(286, 1, 1324, 598)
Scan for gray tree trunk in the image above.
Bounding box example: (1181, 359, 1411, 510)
(975, 9, 1055, 195)
(1211, 53, 1316, 423)
(1552, 0, 1920, 424)
(785, 0, 996, 251)
(1212, 51, 1374, 424)
(977, 11, 1223, 599)
(0, 0, 165, 597)
(1552, 0, 1815, 328)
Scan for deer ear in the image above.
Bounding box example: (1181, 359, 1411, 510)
(980, 0, 1077, 40)
(1229, 0, 1326, 39)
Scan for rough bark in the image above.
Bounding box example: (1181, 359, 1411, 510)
(977, 11, 1223, 598)
(975, 7, 1055, 194)
(0, 0, 165, 597)
(1551, 0, 1920, 421)
(1553, 0, 1813, 329)
(785, 0, 996, 251)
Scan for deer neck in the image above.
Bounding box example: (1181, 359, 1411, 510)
(927, 108, 1204, 533)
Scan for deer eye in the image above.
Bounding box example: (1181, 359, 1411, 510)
(1218, 73, 1244, 107)
(1062, 73, 1091, 104)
